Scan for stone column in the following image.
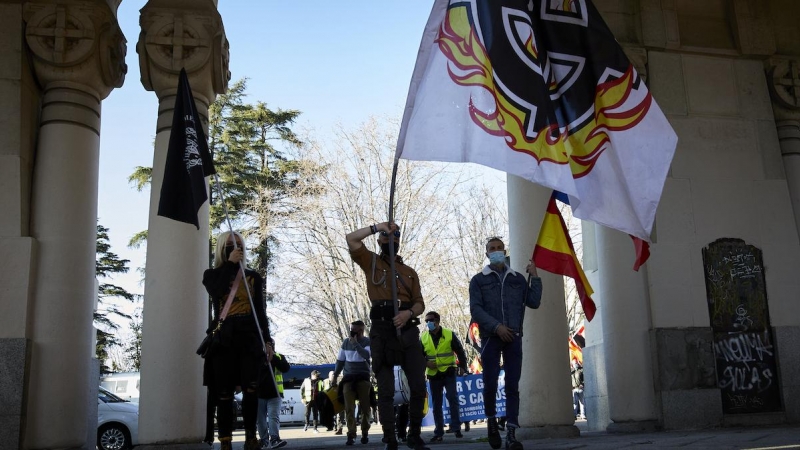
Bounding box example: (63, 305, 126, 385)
(579, 220, 612, 430)
(22, 1, 126, 448)
(776, 120, 800, 237)
(507, 176, 579, 439)
(767, 58, 800, 424)
(136, 0, 228, 443)
(595, 226, 658, 432)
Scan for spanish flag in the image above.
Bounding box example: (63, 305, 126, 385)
(533, 192, 597, 321)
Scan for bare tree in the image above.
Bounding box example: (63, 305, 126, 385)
(560, 203, 587, 339)
(267, 117, 507, 364)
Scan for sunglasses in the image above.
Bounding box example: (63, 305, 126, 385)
(380, 230, 401, 238)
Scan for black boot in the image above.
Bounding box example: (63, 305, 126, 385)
(243, 429, 260, 450)
(347, 432, 356, 445)
(384, 433, 399, 450)
(487, 417, 502, 449)
(406, 426, 430, 450)
(505, 425, 523, 450)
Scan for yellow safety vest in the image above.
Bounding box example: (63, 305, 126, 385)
(275, 354, 284, 395)
(302, 379, 324, 402)
(421, 328, 456, 377)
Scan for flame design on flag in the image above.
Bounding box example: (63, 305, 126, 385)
(436, 5, 652, 178)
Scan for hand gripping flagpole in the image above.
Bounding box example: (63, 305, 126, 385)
(212, 172, 280, 394)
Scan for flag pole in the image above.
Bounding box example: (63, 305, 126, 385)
(387, 159, 401, 337)
(212, 172, 280, 393)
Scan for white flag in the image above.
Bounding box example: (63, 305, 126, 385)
(396, 0, 677, 241)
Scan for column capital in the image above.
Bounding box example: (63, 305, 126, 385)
(137, 0, 229, 103)
(23, 0, 127, 100)
(767, 57, 800, 122)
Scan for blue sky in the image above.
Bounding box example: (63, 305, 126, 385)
(97, 2, 437, 299)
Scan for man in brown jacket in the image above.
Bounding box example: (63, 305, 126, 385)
(346, 222, 429, 450)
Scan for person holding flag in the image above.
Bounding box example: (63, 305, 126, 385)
(469, 237, 541, 450)
(202, 231, 272, 450)
(346, 221, 429, 450)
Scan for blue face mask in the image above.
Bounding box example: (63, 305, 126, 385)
(426, 321, 436, 331)
(488, 251, 506, 265)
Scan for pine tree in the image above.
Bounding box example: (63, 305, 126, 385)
(95, 224, 137, 373)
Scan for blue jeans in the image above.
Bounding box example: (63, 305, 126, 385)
(482, 335, 522, 426)
(257, 396, 282, 441)
(430, 371, 461, 437)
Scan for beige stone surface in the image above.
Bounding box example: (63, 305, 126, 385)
(760, 243, 800, 327)
(758, 120, 786, 179)
(0, 4, 21, 80)
(676, 0, 736, 50)
(648, 243, 708, 328)
(754, 180, 800, 245)
(0, 157, 22, 237)
(682, 56, 740, 116)
(656, 178, 696, 244)
(648, 52, 687, 116)
(670, 116, 761, 180)
(0, 237, 35, 338)
(690, 179, 761, 247)
(734, 59, 775, 120)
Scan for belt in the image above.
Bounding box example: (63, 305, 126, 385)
(371, 300, 409, 308)
(370, 301, 420, 327)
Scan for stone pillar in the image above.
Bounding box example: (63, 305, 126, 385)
(580, 220, 612, 431)
(767, 58, 800, 425)
(776, 120, 800, 239)
(22, 1, 126, 448)
(595, 226, 658, 432)
(0, 1, 38, 447)
(136, 0, 228, 443)
(507, 176, 579, 439)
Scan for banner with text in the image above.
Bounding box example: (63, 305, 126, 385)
(421, 372, 505, 426)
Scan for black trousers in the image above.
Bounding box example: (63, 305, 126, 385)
(370, 322, 427, 438)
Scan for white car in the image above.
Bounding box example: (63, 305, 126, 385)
(98, 386, 139, 450)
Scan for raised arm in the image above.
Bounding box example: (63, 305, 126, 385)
(346, 221, 397, 251)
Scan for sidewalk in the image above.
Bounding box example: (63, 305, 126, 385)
(220, 420, 800, 449)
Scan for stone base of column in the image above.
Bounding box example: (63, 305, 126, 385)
(83, 358, 100, 450)
(0, 338, 30, 449)
(137, 444, 213, 450)
(516, 424, 580, 439)
(606, 420, 659, 433)
(775, 326, 800, 424)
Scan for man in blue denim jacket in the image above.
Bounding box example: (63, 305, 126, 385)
(469, 237, 542, 450)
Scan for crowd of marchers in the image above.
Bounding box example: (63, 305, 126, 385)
(201, 223, 542, 450)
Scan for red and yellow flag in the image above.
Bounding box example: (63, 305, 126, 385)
(533, 192, 597, 321)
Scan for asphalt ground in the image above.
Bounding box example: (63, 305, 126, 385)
(217, 420, 800, 450)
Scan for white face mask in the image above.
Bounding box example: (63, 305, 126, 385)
(488, 251, 506, 265)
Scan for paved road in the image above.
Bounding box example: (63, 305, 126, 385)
(218, 420, 800, 450)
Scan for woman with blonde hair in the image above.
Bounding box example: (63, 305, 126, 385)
(203, 230, 273, 450)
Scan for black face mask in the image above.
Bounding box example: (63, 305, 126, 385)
(224, 244, 236, 259)
(380, 242, 400, 255)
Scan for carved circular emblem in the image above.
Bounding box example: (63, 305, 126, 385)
(213, 32, 231, 95)
(100, 27, 127, 89)
(25, 5, 95, 66)
(769, 60, 800, 110)
(144, 16, 210, 73)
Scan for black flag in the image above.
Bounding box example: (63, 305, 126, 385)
(157, 68, 216, 229)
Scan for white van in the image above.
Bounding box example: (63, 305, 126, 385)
(101, 372, 141, 404)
